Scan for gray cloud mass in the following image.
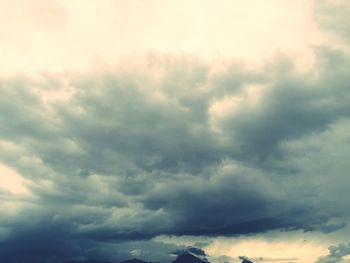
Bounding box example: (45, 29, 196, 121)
(316, 242, 350, 263)
(0, 47, 350, 263)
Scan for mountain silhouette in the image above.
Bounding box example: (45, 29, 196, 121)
(62, 260, 112, 263)
(121, 258, 159, 263)
(62, 255, 254, 263)
(171, 254, 209, 263)
(62, 254, 211, 263)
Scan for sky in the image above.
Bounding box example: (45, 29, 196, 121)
(0, 0, 350, 263)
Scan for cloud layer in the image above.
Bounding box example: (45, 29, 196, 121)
(1, 1, 350, 262)
(0, 46, 350, 262)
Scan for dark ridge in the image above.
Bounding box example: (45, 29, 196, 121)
(171, 254, 208, 263)
(121, 259, 159, 263)
(62, 260, 112, 263)
(62, 255, 207, 263)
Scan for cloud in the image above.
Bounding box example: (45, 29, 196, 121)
(314, 0, 350, 43)
(0, 48, 350, 262)
(171, 246, 207, 260)
(315, 242, 350, 263)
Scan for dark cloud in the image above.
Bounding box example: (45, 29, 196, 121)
(0, 48, 350, 262)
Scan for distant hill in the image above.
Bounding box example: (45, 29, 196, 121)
(121, 258, 159, 263)
(171, 254, 209, 263)
(62, 253, 256, 263)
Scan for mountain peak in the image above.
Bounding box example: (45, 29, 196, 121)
(171, 254, 209, 263)
(121, 258, 160, 263)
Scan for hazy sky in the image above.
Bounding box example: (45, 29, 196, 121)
(0, 1, 350, 263)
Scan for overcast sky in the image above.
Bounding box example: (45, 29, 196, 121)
(0, 1, 350, 263)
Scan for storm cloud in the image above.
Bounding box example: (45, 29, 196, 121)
(0, 46, 350, 262)
(1, 0, 350, 262)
